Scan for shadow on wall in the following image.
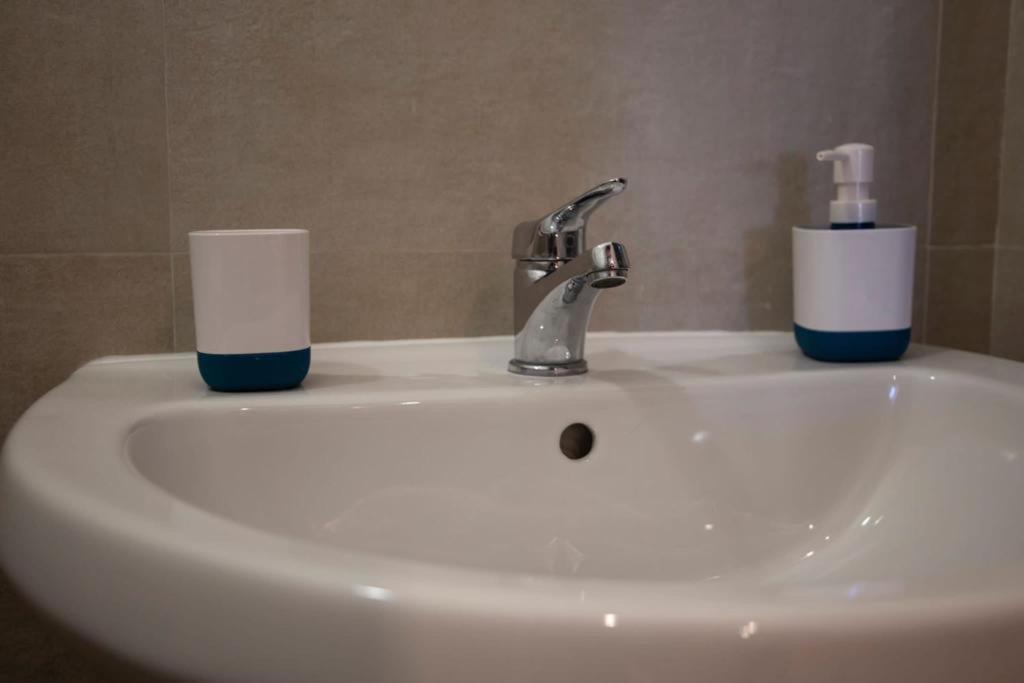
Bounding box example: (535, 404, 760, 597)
(0, 570, 169, 682)
(743, 152, 810, 329)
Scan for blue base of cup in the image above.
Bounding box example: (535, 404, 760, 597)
(197, 348, 310, 392)
(794, 325, 911, 363)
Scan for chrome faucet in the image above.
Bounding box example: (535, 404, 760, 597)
(508, 178, 630, 376)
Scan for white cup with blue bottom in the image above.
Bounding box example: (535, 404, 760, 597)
(189, 229, 310, 391)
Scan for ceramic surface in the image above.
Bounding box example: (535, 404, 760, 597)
(3, 332, 1024, 681)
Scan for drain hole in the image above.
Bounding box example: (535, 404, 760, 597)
(559, 423, 594, 460)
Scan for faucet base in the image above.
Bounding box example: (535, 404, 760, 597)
(508, 359, 588, 377)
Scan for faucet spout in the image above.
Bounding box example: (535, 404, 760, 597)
(509, 241, 630, 377)
(546, 241, 629, 307)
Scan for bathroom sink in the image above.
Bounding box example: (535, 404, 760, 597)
(4, 332, 1024, 681)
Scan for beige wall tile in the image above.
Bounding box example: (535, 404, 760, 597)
(998, 0, 1024, 247)
(0, 255, 173, 439)
(930, 0, 1011, 246)
(174, 250, 512, 348)
(176, 233, 927, 351)
(177, 243, 794, 349)
(991, 248, 1024, 360)
(589, 240, 793, 334)
(0, 1, 168, 254)
(312, 251, 511, 342)
(589, 249, 697, 332)
(924, 248, 994, 353)
(172, 253, 195, 352)
(178, 240, 801, 349)
(912, 253, 928, 341)
(164, 0, 938, 263)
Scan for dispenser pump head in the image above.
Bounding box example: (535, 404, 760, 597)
(816, 143, 876, 226)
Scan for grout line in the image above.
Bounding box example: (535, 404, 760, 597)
(990, 0, 1016, 349)
(920, 0, 944, 344)
(169, 253, 177, 352)
(926, 243, 998, 251)
(994, 0, 1017, 249)
(160, 0, 177, 351)
(990, 243, 1001, 352)
(160, 0, 172, 255)
(991, 246, 1001, 338)
(171, 248, 528, 256)
(0, 248, 527, 259)
(0, 252, 171, 259)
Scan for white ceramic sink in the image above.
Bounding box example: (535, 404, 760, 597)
(4, 332, 1024, 681)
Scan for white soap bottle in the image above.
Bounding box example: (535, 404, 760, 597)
(792, 143, 916, 362)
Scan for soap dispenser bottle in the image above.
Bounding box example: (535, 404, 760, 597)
(792, 143, 916, 362)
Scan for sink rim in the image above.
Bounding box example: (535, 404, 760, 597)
(5, 331, 1024, 649)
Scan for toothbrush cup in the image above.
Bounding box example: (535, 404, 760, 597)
(188, 229, 310, 391)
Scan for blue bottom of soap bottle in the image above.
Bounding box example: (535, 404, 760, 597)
(794, 325, 910, 363)
(197, 347, 310, 392)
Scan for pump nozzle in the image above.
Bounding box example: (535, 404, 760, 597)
(816, 150, 847, 163)
(816, 143, 876, 228)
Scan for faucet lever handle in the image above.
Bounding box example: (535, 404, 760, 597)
(513, 177, 627, 260)
(538, 178, 628, 235)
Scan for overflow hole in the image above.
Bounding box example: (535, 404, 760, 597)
(560, 423, 594, 460)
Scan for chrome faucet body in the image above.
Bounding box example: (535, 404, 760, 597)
(508, 179, 630, 376)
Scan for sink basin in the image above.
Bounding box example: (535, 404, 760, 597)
(4, 332, 1024, 681)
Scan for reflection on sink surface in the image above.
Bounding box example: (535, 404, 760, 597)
(5, 332, 1024, 682)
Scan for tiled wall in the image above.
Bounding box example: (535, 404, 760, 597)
(924, 0, 1012, 354)
(1, 0, 943, 678)
(923, 1, 1009, 352)
(993, 0, 1024, 361)
(1, 0, 941, 440)
(1, 1, 173, 445)
(925, 0, 1024, 362)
